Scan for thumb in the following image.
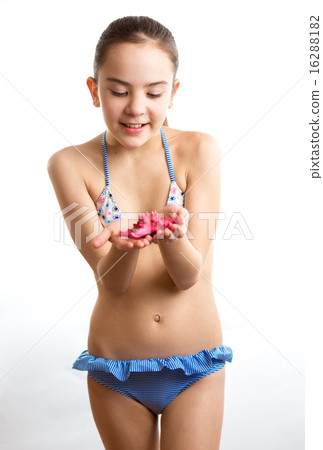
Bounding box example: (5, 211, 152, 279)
(92, 227, 112, 248)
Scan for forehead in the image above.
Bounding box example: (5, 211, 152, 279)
(99, 42, 173, 84)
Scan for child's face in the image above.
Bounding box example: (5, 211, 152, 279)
(92, 42, 179, 148)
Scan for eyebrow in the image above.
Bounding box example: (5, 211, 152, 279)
(106, 77, 168, 87)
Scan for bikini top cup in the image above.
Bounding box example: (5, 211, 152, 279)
(96, 128, 185, 226)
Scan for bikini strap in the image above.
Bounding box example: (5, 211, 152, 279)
(160, 127, 176, 183)
(102, 130, 110, 187)
(103, 128, 175, 187)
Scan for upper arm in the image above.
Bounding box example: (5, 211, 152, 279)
(47, 148, 111, 274)
(184, 133, 222, 267)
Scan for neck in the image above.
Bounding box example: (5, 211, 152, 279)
(105, 128, 163, 158)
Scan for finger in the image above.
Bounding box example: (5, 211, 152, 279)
(173, 209, 186, 225)
(156, 230, 165, 240)
(167, 224, 183, 240)
(133, 239, 145, 248)
(180, 208, 189, 222)
(93, 227, 112, 248)
(157, 230, 171, 243)
(173, 226, 184, 239)
(109, 235, 128, 250)
(167, 226, 176, 236)
(132, 235, 153, 247)
(144, 235, 153, 245)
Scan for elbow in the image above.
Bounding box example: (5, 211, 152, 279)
(97, 264, 130, 294)
(175, 274, 200, 291)
(100, 278, 130, 295)
(176, 282, 193, 291)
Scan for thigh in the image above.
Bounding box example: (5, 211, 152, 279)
(160, 367, 225, 450)
(87, 374, 160, 450)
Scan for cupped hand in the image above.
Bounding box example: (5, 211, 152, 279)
(151, 205, 189, 244)
(92, 218, 153, 251)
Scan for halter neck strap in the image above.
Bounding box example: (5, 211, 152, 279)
(101, 128, 176, 187)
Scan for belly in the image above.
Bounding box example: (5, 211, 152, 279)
(88, 243, 223, 360)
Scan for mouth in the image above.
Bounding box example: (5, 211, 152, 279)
(121, 123, 148, 129)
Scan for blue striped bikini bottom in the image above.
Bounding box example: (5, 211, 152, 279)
(73, 345, 233, 415)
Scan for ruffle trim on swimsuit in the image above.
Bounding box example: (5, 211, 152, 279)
(72, 345, 233, 381)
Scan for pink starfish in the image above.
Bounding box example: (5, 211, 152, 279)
(119, 210, 176, 239)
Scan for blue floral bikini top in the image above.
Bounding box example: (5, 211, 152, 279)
(96, 128, 185, 226)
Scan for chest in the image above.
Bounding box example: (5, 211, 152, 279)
(97, 153, 186, 216)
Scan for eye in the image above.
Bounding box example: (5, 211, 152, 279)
(111, 90, 127, 96)
(110, 91, 162, 98)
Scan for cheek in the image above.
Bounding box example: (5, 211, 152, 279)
(102, 98, 122, 116)
(152, 98, 170, 116)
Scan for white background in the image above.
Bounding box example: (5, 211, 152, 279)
(0, 0, 320, 448)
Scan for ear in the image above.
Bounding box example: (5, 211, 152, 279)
(86, 77, 100, 107)
(168, 78, 180, 109)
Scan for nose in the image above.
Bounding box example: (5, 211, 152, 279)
(124, 93, 146, 117)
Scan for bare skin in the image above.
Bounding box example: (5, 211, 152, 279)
(78, 129, 223, 360)
(48, 126, 224, 449)
(48, 42, 225, 450)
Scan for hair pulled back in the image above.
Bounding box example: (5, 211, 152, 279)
(92, 16, 179, 127)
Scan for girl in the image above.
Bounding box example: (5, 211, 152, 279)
(48, 15, 232, 450)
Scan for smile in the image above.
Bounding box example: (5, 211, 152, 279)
(120, 123, 148, 133)
(121, 123, 147, 128)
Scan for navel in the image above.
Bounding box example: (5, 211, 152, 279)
(154, 314, 161, 323)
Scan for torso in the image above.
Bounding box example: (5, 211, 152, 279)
(75, 127, 223, 360)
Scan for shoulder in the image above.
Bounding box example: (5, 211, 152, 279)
(47, 146, 75, 171)
(187, 130, 221, 160)
(47, 143, 90, 193)
(165, 126, 222, 168)
(47, 148, 78, 192)
(47, 133, 102, 175)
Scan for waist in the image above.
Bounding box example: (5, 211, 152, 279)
(88, 286, 223, 360)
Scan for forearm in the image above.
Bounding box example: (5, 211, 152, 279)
(158, 237, 202, 290)
(97, 245, 140, 294)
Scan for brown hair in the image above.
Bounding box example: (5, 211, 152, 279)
(92, 16, 179, 127)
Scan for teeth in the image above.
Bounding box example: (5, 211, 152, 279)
(124, 123, 144, 128)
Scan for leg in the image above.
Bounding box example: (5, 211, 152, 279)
(87, 374, 160, 450)
(160, 367, 225, 450)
